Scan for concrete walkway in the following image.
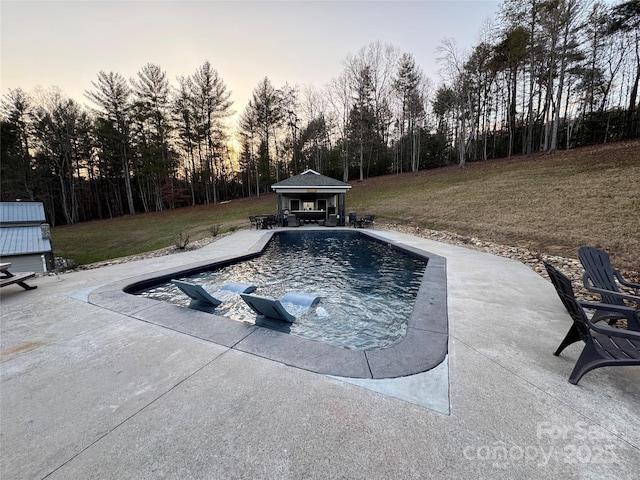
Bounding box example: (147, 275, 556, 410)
(1, 229, 638, 479)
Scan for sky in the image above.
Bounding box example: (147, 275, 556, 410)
(1, 0, 502, 121)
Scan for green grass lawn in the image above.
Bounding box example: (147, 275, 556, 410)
(52, 140, 640, 271)
(52, 195, 275, 265)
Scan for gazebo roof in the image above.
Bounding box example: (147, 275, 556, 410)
(271, 169, 351, 191)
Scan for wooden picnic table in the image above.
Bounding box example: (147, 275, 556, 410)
(0, 262, 37, 290)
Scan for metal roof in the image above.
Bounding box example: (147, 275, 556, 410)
(0, 202, 47, 224)
(0, 226, 52, 256)
(271, 169, 351, 190)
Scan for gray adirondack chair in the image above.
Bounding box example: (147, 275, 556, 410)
(544, 261, 640, 384)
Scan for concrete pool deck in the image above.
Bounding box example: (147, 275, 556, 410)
(1, 228, 639, 479)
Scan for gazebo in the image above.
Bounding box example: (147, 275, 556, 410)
(271, 169, 352, 226)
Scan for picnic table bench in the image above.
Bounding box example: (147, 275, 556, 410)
(0, 262, 37, 290)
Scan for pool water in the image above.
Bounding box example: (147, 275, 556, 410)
(137, 231, 427, 350)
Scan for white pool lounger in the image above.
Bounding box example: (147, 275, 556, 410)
(171, 280, 257, 312)
(240, 292, 321, 323)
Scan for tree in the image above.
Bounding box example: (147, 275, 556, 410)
(279, 83, 302, 175)
(300, 115, 331, 173)
(342, 42, 398, 176)
(173, 76, 198, 205)
(347, 42, 399, 143)
(31, 90, 92, 224)
(437, 38, 474, 167)
(580, 2, 611, 114)
(130, 63, 174, 211)
(463, 42, 496, 161)
(0, 89, 35, 201)
(609, 0, 640, 138)
(490, 24, 529, 157)
(348, 66, 377, 179)
(547, 0, 585, 152)
(327, 72, 353, 181)
(299, 84, 333, 174)
(498, 0, 545, 155)
(246, 77, 283, 186)
(393, 52, 426, 172)
(189, 61, 234, 204)
(238, 104, 260, 196)
(85, 71, 135, 215)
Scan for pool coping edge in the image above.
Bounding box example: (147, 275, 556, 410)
(88, 229, 448, 379)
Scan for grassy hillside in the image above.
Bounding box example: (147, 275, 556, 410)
(52, 139, 640, 271)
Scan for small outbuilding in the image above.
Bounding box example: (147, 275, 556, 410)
(271, 170, 352, 226)
(0, 202, 55, 272)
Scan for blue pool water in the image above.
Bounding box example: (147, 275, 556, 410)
(137, 231, 427, 350)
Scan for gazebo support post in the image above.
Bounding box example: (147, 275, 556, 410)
(338, 193, 346, 226)
(276, 193, 284, 225)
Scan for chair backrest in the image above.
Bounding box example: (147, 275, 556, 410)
(543, 262, 591, 341)
(578, 246, 623, 306)
(171, 280, 221, 307)
(281, 292, 321, 308)
(239, 293, 296, 322)
(220, 282, 257, 294)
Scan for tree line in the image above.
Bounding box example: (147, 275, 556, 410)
(1, 0, 638, 226)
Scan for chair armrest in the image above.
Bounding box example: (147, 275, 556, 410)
(588, 320, 640, 340)
(582, 273, 640, 304)
(580, 301, 640, 331)
(614, 269, 640, 291)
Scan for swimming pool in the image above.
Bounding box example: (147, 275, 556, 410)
(135, 231, 427, 350)
(88, 229, 448, 379)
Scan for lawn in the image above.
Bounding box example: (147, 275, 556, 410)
(52, 196, 275, 265)
(52, 139, 640, 272)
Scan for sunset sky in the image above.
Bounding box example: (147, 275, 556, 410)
(1, 0, 501, 120)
